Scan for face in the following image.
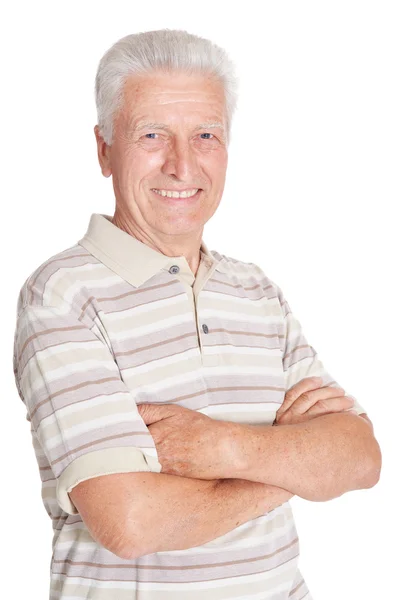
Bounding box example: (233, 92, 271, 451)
(95, 70, 228, 242)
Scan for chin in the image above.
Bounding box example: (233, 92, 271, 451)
(158, 219, 204, 236)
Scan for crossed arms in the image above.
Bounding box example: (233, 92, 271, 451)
(70, 377, 381, 560)
(15, 296, 382, 561)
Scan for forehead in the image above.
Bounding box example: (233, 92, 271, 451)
(119, 70, 226, 126)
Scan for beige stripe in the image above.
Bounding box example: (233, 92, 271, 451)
(97, 279, 177, 302)
(208, 276, 275, 292)
(114, 331, 197, 357)
(136, 385, 284, 406)
(35, 390, 130, 426)
(52, 537, 298, 572)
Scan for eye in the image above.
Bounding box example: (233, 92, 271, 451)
(144, 133, 158, 139)
(200, 133, 214, 140)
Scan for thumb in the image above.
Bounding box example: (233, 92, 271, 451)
(137, 402, 173, 425)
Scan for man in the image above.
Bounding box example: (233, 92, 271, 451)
(13, 29, 381, 600)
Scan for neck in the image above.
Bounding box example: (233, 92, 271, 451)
(111, 209, 203, 276)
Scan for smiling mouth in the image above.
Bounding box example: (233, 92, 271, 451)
(151, 188, 202, 200)
(151, 188, 201, 199)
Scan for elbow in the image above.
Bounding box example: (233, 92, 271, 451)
(108, 530, 148, 561)
(113, 544, 142, 561)
(94, 512, 148, 560)
(110, 512, 157, 560)
(98, 533, 141, 561)
(347, 414, 382, 492)
(361, 439, 382, 490)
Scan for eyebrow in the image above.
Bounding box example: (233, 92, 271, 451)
(133, 121, 225, 133)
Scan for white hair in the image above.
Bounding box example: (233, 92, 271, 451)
(94, 29, 239, 146)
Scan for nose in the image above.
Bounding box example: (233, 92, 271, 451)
(161, 138, 200, 182)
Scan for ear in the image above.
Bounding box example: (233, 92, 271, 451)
(94, 125, 112, 177)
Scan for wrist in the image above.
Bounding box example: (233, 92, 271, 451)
(217, 421, 254, 479)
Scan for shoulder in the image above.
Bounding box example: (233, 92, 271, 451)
(15, 242, 100, 316)
(210, 249, 282, 296)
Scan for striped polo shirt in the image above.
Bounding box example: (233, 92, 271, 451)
(13, 212, 365, 600)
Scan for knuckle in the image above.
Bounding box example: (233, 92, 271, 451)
(344, 395, 355, 405)
(284, 389, 294, 400)
(315, 399, 328, 411)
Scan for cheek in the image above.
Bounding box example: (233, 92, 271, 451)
(202, 151, 228, 185)
(114, 146, 165, 185)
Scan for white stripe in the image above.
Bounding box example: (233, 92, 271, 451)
(284, 356, 321, 378)
(112, 311, 194, 340)
(199, 307, 282, 325)
(201, 289, 279, 309)
(203, 363, 282, 377)
(51, 583, 291, 600)
(37, 391, 134, 436)
(43, 264, 120, 306)
(105, 292, 188, 321)
(204, 344, 281, 356)
(44, 411, 143, 450)
(126, 363, 284, 395)
(201, 403, 278, 415)
(123, 367, 206, 395)
(123, 347, 200, 377)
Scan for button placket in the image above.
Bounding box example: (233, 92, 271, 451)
(168, 257, 216, 365)
(168, 264, 203, 358)
(194, 260, 220, 365)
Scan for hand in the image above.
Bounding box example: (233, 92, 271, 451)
(137, 403, 232, 479)
(274, 376, 356, 426)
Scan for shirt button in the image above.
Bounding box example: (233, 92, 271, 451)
(202, 324, 209, 334)
(169, 265, 180, 274)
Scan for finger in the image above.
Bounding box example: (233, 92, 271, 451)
(305, 395, 355, 417)
(288, 385, 346, 416)
(278, 376, 323, 416)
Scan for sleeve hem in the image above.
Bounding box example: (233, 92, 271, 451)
(56, 447, 162, 515)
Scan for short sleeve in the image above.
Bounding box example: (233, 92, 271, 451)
(275, 284, 367, 416)
(13, 303, 162, 515)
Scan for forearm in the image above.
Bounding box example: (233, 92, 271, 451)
(127, 473, 293, 559)
(224, 413, 381, 501)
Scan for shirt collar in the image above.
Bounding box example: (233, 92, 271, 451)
(77, 213, 226, 288)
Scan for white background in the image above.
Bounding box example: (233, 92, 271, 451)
(1, 1, 398, 598)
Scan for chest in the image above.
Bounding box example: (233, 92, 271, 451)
(95, 272, 286, 426)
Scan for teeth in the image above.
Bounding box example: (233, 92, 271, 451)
(152, 188, 199, 198)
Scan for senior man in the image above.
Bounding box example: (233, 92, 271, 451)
(13, 29, 381, 600)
